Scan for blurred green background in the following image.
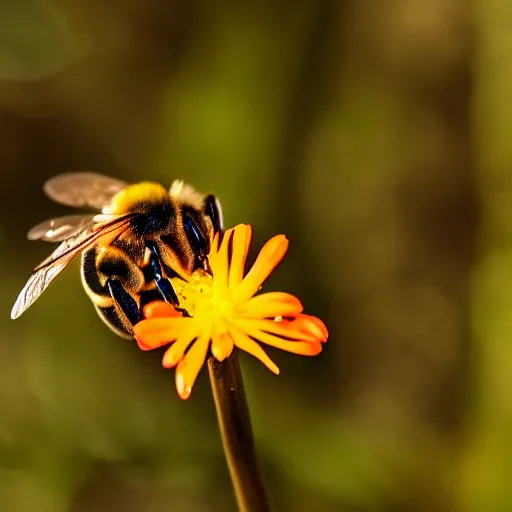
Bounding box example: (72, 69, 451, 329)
(0, 0, 506, 510)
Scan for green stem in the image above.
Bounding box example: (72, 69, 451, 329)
(208, 350, 271, 512)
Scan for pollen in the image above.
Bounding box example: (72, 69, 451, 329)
(171, 270, 214, 317)
(171, 269, 235, 322)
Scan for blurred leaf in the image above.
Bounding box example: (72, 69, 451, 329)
(0, 0, 85, 81)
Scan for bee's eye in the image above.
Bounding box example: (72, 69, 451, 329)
(183, 211, 206, 256)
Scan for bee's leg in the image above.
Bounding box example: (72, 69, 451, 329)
(146, 241, 180, 306)
(203, 194, 223, 234)
(82, 247, 142, 335)
(183, 210, 209, 261)
(106, 278, 142, 326)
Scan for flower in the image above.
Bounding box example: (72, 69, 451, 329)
(133, 224, 328, 399)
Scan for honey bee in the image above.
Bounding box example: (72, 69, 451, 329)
(11, 172, 223, 338)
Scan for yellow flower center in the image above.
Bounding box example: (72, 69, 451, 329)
(170, 270, 233, 322)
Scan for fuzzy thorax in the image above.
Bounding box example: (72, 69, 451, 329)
(105, 182, 169, 214)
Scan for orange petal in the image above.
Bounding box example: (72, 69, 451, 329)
(162, 324, 199, 368)
(211, 231, 220, 254)
(293, 314, 329, 342)
(211, 332, 235, 361)
(133, 317, 193, 350)
(228, 322, 280, 374)
(238, 318, 322, 343)
(234, 235, 289, 304)
(207, 232, 221, 270)
(143, 301, 183, 319)
(228, 224, 252, 291)
(175, 335, 210, 400)
(240, 292, 303, 318)
(212, 229, 234, 294)
(249, 328, 323, 356)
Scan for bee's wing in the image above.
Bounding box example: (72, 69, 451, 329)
(11, 215, 134, 320)
(27, 214, 98, 242)
(43, 172, 128, 210)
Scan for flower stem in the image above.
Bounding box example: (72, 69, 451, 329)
(208, 350, 271, 512)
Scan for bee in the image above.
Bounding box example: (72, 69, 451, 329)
(11, 172, 223, 338)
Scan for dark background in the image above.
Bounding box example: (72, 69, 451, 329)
(0, 0, 504, 510)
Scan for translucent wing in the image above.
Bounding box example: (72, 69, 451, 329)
(27, 214, 97, 242)
(11, 215, 134, 319)
(43, 172, 128, 210)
